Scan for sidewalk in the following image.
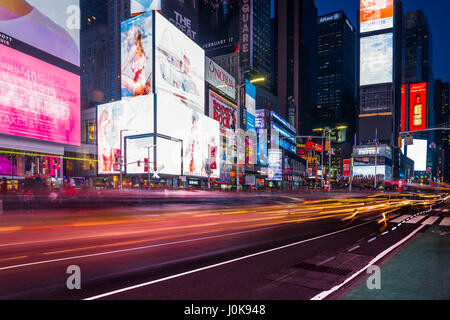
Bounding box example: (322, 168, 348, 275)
(342, 225, 450, 300)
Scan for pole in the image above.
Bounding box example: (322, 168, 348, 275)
(328, 130, 331, 192)
(321, 135, 324, 187)
(374, 129, 378, 190)
(147, 146, 151, 188)
(120, 130, 123, 190)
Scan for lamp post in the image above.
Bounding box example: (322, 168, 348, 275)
(235, 76, 266, 191)
(119, 129, 137, 190)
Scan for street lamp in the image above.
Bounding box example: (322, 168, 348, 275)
(119, 129, 138, 190)
(235, 76, 266, 191)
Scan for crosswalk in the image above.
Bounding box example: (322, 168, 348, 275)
(387, 207, 449, 227)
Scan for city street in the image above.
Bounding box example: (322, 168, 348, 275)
(0, 191, 447, 300)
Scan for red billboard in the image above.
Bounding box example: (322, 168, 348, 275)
(401, 84, 406, 132)
(343, 159, 351, 178)
(409, 82, 427, 132)
(209, 90, 237, 132)
(306, 141, 323, 153)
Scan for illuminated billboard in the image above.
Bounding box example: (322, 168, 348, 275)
(205, 57, 236, 100)
(360, 33, 393, 86)
(155, 12, 205, 112)
(209, 90, 237, 133)
(97, 96, 154, 174)
(268, 149, 282, 181)
(402, 139, 427, 172)
(360, 0, 394, 33)
(245, 80, 256, 116)
(0, 1, 80, 66)
(409, 82, 427, 132)
(121, 11, 153, 98)
(0, 43, 80, 146)
(131, 0, 161, 16)
(199, 0, 240, 56)
(157, 90, 220, 178)
(257, 128, 268, 166)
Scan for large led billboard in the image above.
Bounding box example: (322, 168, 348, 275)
(0, 43, 80, 146)
(268, 149, 282, 181)
(131, 0, 161, 16)
(97, 96, 154, 174)
(121, 11, 153, 98)
(0, 1, 80, 66)
(209, 90, 237, 133)
(360, 33, 393, 86)
(402, 139, 427, 172)
(205, 57, 236, 100)
(157, 91, 220, 178)
(155, 12, 205, 113)
(401, 84, 406, 132)
(409, 82, 427, 132)
(360, 0, 394, 34)
(199, 0, 240, 56)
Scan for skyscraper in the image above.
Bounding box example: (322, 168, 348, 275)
(274, 0, 318, 133)
(316, 11, 356, 140)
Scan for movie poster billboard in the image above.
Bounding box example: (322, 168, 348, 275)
(162, 0, 199, 42)
(157, 90, 220, 178)
(199, 0, 240, 56)
(0, 42, 80, 146)
(97, 95, 154, 174)
(209, 90, 237, 133)
(360, 33, 393, 86)
(155, 12, 205, 112)
(257, 128, 268, 166)
(0, 1, 80, 67)
(131, 0, 161, 17)
(360, 0, 394, 34)
(409, 82, 427, 132)
(121, 11, 153, 98)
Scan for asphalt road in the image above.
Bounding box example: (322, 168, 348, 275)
(0, 192, 446, 300)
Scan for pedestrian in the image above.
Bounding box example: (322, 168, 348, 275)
(0, 178, 7, 195)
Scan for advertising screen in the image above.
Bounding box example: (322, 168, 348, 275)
(0, 1, 80, 66)
(268, 149, 282, 181)
(353, 165, 390, 178)
(360, 33, 393, 86)
(97, 96, 154, 174)
(402, 139, 427, 172)
(131, 0, 161, 16)
(199, 0, 240, 56)
(409, 82, 427, 132)
(121, 11, 153, 98)
(209, 90, 237, 133)
(0, 43, 80, 146)
(245, 80, 256, 115)
(155, 12, 205, 113)
(257, 128, 268, 166)
(360, 0, 394, 33)
(157, 90, 220, 178)
(162, 0, 199, 42)
(205, 57, 236, 100)
(245, 132, 256, 165)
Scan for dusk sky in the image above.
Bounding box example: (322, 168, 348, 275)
(315, 0, 450, 82)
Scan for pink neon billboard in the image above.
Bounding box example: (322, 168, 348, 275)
(0, 43, 80, 146)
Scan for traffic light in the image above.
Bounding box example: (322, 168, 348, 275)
(137, 160, 141, 167)
(325, 141, 330, 152)
(398, 136, 402, 148)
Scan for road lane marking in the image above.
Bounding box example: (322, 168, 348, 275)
(367, 237, 377, 243)
(0, 224, 300, 272)
(405, 215, 425, 224)
(439, 217, 450, 226)
(422, 217, 440, 225)
(347, 245, 360, 252)
(316, 256, 335, 266)
(310, 223, 426, 300)
(390, 215, 411, 223)
(83, 219, 379, 300)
